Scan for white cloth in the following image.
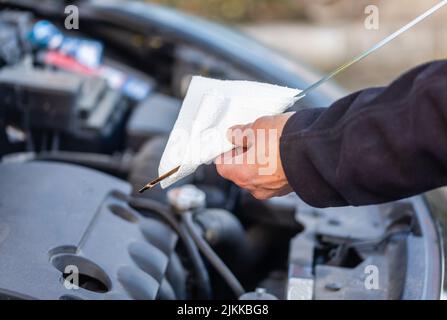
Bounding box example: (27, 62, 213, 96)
(159, 76, 302, 188)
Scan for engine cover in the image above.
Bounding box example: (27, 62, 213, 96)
(0, 161, 185, 300)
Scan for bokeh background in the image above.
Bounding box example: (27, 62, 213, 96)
(147, 0, 447, 91)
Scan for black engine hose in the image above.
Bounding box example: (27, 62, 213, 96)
(128, 197, 212, 299)
(182, 212, 245, 298)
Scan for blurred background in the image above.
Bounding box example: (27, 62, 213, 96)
(147, 0, 447, 91)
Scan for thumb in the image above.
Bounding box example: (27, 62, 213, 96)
(226, 123, 254, 148)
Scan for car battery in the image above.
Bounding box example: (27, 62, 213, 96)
(64, 74, 129, 153)
(69, 83, 128, 153)
(126, 93, 181, 150)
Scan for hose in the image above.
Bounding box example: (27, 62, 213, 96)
(128, 197, 212, 299)
(182, 212, 245, 298)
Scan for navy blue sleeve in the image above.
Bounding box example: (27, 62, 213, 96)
(280, 60, 447, 207)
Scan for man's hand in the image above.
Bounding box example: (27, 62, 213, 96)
(215, 112, 295, 200)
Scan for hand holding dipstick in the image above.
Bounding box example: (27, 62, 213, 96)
(137, 0, 447, 194)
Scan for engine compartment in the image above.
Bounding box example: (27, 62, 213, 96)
(0, 162, 187, 300)
(0, 3, 443, 300)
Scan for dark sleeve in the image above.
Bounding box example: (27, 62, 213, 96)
(279, 60, 447, 208)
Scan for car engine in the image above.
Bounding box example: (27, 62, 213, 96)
(0, 3, 442, 300)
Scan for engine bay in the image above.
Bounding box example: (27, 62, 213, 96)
(0, 3, 442, 300)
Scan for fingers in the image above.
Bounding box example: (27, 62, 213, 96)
(214, 114, 294, 201)
(214, 146, 244, 166)
(215, 150, 254, 188)
(215, 156, 286, 200)
(226, 123, 255, 148)
(214, 149, 236, 181)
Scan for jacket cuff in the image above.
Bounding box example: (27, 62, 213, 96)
(279, 108, 345, 208)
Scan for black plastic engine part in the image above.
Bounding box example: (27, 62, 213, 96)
(182, 212, 245, 298)
(236, 191, 303, 230)
(193, 208, 254, 275)
(0, 66, 82, 131)
(0, 161, 186, 300)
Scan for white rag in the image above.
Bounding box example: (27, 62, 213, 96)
(159, 76, 302, 188)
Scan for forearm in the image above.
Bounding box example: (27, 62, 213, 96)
(280, 60, 447, 207)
